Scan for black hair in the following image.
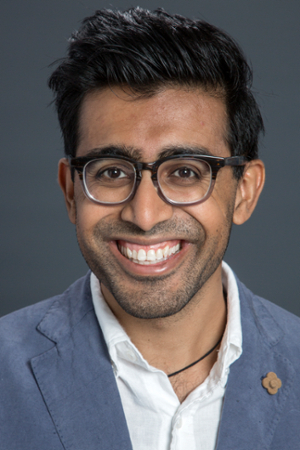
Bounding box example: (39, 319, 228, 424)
(48, 7, 264, 177)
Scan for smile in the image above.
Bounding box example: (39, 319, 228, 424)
(117, 240, 182, 265)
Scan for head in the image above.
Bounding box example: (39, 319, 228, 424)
(53, 8, 265, 320)
(49, 7, 264, 174)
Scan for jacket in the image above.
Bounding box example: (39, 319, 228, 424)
(1, 272, 300, 449)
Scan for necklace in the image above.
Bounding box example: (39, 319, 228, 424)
(167, 290, 227, 378)
(167, 290, 226, 378)
(167, 334, 223, 377)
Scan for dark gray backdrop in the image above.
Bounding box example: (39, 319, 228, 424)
(1, 0, 299, 317)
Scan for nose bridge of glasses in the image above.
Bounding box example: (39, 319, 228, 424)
(136, 161, 158, 182)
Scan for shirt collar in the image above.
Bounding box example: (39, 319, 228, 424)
(91, 261, 242, 380)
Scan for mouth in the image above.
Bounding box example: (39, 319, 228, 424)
(117, 239, 182, 265)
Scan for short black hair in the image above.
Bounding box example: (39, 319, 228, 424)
(48, 7, 264, 177)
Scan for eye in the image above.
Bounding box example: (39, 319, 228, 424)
(85, 159, 135, 189)
(100, 167, 127, 179)
(158, 159, 210, 188)
(172, 167, 198, 179)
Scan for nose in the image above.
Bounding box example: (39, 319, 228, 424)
(120, 171, 174, 231)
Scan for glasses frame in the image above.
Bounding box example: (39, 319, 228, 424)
(69, 154, 247, 206)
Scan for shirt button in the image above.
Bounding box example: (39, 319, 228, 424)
(111, 361, 118, 375)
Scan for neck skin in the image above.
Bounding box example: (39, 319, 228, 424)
(101, 263, 226, 385)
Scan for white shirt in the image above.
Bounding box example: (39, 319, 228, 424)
(91, 261, 242, 450)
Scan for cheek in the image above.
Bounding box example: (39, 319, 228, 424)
(182, 191, 235, 239)
(184, 204, 226, 234)
(202, 172, 238, 227)
(74, 189, 121, 236)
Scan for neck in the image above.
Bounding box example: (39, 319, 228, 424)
(101, 265, 227, 377)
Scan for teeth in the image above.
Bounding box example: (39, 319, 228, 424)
(147, 249, 156, 261)
(156, 248, 163, 260)
(137, 249, 146, 261)
(119, 242, 181, 264)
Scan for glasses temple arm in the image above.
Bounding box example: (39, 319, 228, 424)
(224, 156, 247, 166)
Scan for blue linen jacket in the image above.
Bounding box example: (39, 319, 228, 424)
(1, 273, 300, 450)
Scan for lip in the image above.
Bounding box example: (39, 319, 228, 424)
(109, 239, 191, 276)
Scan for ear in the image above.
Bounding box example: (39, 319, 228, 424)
(233, 159, 265, 225)
(58, 158, 76, 224)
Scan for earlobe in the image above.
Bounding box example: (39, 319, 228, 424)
(233, 159, 265, 225)
(58, 158, 76, 224)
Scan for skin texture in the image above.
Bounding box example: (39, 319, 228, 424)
(58, 86, 265, 401)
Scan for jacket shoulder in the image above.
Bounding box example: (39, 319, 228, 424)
(252, 291, 300, 337)
(0, 274, 90, 353)
(257, 295, 300, 331)
(238, 279, 300, 360)
(0, 296, 57, 343)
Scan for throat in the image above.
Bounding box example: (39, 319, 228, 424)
(169, 352, 218, 403)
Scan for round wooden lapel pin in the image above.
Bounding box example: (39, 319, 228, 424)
(262, 372, 282, 395)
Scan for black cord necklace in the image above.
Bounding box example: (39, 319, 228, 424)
(167, 290, 227, 378)
(167, 334, 223, 378)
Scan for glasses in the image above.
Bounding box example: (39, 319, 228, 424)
(69, 154, 247, 206)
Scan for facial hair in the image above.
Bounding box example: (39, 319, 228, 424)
(76, 209, 234, 319)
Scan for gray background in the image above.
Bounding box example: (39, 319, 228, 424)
(1, 0, 299, 317)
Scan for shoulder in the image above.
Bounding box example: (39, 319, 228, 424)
(0, 296, 56, 346)
(239, 279, 300, 331)
(0, 274, 91, 357)
(257, 295, 300, 332)
(255, 294, 300, 354)
(237, 279, 300, 358)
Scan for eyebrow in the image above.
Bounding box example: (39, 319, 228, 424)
(158, 145, 214, 159)
(83, 145, 143, 160)
(83, 144, 215, 161)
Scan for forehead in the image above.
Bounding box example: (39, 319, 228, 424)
(77, 87, 230, 159)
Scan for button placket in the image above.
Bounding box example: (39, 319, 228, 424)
(110, 360, 118, 376)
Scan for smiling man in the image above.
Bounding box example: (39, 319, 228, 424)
(1, 8, 300, 450)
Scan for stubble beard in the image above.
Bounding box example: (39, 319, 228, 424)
(76, 212, 233, 320)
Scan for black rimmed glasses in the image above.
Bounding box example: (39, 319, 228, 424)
(69, 154, 247, 206)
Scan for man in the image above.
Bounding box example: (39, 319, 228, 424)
(1, 7, 300, 450)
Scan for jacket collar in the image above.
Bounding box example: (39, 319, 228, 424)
(216, 279, 295, 450)
(31, 273, 133, 450)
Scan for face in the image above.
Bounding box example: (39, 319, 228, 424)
(60, 87, 246, 319)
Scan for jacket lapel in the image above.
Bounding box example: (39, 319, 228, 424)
(30, 274, 132, 450)
(216, 280, 295, 450)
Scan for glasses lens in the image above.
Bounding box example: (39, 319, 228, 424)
(157, 158, 212, 204)
(83, 159, 135, 203)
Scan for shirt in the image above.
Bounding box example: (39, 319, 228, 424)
(91, 261, 242, 450)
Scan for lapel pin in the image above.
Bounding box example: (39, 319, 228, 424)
(262, 372, 282, 395)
